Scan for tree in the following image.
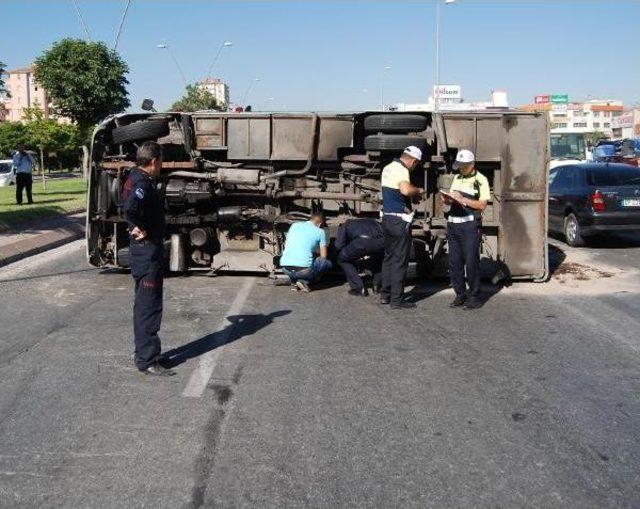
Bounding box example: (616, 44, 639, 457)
(0, 122, 28, 158)
(585, 131, 606, 147)
(34, 38, 130, 176)
(22, 104, 81, 188)
(171, 84, 218, 112)
(0, 60, 8, 97)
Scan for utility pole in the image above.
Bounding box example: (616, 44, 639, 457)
(435, 0, 456, 113)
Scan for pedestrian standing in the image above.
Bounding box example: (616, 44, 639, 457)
(12, 144, 35, 205)
(335, 218, 384, 297)
(379, 146, 424, 310)
(441, 149, 490, 310)
(123, 141, 174, 376)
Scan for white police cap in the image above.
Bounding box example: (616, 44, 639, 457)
(402, 145, 423, 161)
(454, 149, 475, 169)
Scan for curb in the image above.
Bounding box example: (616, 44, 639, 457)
(0, 216, 85, 268)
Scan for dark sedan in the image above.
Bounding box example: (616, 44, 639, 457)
(548, 163, 640, 246)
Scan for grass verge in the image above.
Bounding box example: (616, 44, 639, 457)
(0, 177, 87, 232)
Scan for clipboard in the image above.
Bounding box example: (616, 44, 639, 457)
(439, 189, 464, 204)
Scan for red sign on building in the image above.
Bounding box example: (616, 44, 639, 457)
(535, 95, 550, 104)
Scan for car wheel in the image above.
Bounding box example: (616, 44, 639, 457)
(564, 213, 585, 247)
(111, 119, 170, 145)
(364, 114, 428, 133)
(364, 134, 427, 152)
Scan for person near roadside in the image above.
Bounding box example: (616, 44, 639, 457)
(440, 149, 490, 310)
(123, 141, 175, 377)
(335, 218, 384, 297)
(279, 211, 332, 293)
(12, 144, 35, 205)
(379, 146, 424, 310)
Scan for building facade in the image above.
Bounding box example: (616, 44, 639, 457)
(611, 109, 640, 139)
(4, 66, 51, 121)
(521, 96, 624, 138)
(387, 87, 510, 112)
(197, 78, 229, 109)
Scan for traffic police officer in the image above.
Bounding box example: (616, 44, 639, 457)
(379, 146, 424, 310)
(123, 141, 174, 376)
(335, 218, 384, 297)
(441, 149, 490, 310)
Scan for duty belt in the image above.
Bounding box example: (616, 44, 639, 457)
(383, 212, 414, 223)
(447, 215, 475, 224)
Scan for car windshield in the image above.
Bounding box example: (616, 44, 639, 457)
(593, 144, 616, 158)
(0, 163, 12, 174)
(588, 166, 640, 186)
(550, 134, 586, 160)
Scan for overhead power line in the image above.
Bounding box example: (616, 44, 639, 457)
(71, 0, 92, 40)
(113, 0, 132, 51)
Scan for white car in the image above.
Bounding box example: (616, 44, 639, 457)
(0, 159, 16, 186)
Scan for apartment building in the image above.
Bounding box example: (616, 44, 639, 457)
(4, 66, 51, 121)
(197, 78, 230, 109)
(521, 96, 624, 137)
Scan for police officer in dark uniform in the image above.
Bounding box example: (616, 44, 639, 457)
(123, 141, 175, 376)
(379, 146, 424, 310)
(441, 149, 490, 310)
(335, 218, 384, 297)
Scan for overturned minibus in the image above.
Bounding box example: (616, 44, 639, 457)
(86, 110, 549, 281)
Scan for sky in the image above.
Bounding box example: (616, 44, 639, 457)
(1, 1, 639, 112)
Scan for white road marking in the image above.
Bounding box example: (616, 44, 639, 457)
(0, 239, 85, 280)
(182, 277, 256, 398)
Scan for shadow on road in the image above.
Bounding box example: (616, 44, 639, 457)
(549, 231, 640, 250)
(548, 242, 567, 277)
(0, 266, 99, 284)
(161, 310, 291, 368)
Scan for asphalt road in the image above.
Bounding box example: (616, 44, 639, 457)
(0, 236, 639, 508)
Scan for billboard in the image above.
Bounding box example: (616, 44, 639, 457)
(535, 94, 569, 104)
(612, 114, 634, 129)
(434, 85, 461, 100)
(552, 103, 568, 114)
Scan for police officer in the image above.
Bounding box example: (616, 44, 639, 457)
(335, 218, 384, 297)
(441, 149, 490, 310)
(379, 146, 424, 310)
(123, 141, 175, 376)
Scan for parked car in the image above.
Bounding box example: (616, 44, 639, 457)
(549, 163, 640, 246)
(0, 159, 15, 187)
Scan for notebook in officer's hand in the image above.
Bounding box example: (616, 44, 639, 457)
(439, 189, 464, 204)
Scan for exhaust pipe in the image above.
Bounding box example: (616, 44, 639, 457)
(169, 233, 186, 272)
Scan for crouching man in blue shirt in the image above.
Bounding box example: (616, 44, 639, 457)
(279, 211, 332, 292)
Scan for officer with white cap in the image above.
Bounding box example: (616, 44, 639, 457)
(379, 146, 424, 310)
(441, 149, 490, 310)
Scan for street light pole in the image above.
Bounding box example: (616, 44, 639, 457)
(71, 0, 91, 40)
(381, 65, 391, 111)
(113, 0, 132, 51)
(157, 44, 188, 88)
(205, 41, 232, 80)
(435, 0, 455, 113)
(241, 78, 261, 106)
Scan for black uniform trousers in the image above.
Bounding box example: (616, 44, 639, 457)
(337, 237, 384, 292)
(380, 215, 412, 305)
(15, 173, 33, 204)
(130, 240, 164, 370)
(447, 220, 482, 299)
